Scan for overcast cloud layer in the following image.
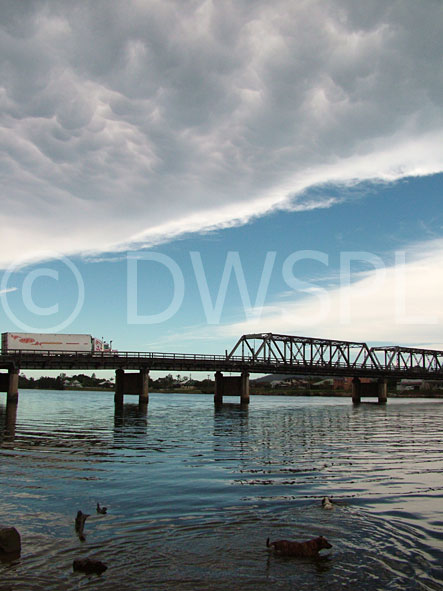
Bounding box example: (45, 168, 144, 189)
(1, 0, 443, 266)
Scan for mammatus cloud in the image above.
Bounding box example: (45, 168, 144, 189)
(1, 0, 443, 266)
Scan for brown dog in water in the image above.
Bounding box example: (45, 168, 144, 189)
(266, 535, 332, 557)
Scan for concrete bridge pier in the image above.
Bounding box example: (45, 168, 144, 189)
(214, 371, 250, 406)
(352, 377, 361, 404)
(0, 368, 19, 403)
(115, 368, 149, 407)
(214, 371, 223, 406)
(352, 376, 388, 404)
(377, 378, 388, 404)
(240, 371, 250, 405)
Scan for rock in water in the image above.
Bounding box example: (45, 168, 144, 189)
(73, 558, 107, 574)
(0, 526, 21, 554)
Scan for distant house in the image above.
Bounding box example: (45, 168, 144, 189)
(286, 378, 309, 388)
(397, 379, 443, 392)
(397, 379, 423, 392)
(270, 380, 290, 388)
(312, 378, 334, 388)
(67, 379, 83, 389)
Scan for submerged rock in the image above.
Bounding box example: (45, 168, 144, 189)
(0, 526, 21, 554)
(73, 557, 107, 574)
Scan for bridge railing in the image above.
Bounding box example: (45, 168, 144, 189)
(2, 347, 443, 376)
(1, 349, 231, 361)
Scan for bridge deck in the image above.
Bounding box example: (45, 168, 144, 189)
(0, 349, 442, 380)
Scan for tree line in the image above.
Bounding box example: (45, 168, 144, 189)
(18, 373, 215, 392)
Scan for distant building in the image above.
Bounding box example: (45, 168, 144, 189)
(312, 378, 334, 388)
(396, 379, 422, 392)
(270, 380, 289, 388)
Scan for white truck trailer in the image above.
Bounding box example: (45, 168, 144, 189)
(1, 333, 111, 353)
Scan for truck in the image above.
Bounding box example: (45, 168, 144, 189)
(1, 333, 112, 354)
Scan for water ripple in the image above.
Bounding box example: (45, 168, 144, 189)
(0, 392, 442, 590)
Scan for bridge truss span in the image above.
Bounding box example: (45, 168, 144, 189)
(227, 333, 443, 378)
(228, 333, 380, 371)
(372, 346, 443, 374)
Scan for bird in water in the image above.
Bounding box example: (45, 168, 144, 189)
(75, 510, 90, 541)
(321, 496, 334, 510)
(96, 503, 107, 514)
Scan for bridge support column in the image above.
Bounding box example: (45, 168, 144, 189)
(0, 369, 19, 403)
(214, 371, 224, 407)
(115, 369, 149, 407)
(139, 369, 149, 406)
(114, 369, 124, 408)
(352, 377, 361, 404)
(7, 369, 19, 403)
(240, 371, 250, 405)
(377, 378, 388, 404)
(214, 371, 250, 406)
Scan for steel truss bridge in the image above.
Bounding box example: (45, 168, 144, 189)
(226, 333, 443, 380)
(1, 333, 443, 381)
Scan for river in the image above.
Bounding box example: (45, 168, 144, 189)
(0, 391, 442, 590)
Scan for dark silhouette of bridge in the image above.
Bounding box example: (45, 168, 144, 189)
(1, 333, 442, 406)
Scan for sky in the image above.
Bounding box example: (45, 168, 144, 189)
(1, 0, 443, 378)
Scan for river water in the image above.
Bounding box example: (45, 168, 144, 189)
(0, 391, 442, 590)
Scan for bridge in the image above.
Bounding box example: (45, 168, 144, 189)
(1, 333, 443, 406)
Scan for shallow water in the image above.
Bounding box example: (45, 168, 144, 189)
(0, 391, 443, 590)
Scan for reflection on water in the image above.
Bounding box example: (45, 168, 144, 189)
(0, 398, 18, 444)
(113, 402, 148, 443)
(0, 391, 442, 590)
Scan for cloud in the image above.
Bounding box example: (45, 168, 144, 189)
(216, 238, 443, 349)
(1, 0, 443, 266)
